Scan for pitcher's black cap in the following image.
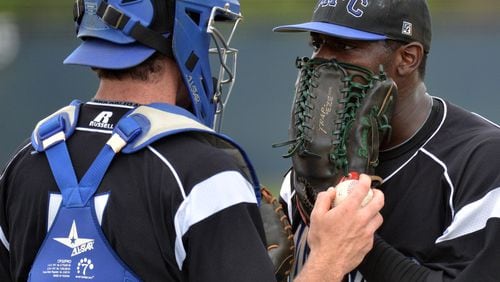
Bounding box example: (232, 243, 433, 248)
(274, 0, 431, 52)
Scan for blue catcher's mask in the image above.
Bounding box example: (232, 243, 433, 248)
(174, 0, 241, 130)
(64, 0, 242, 129)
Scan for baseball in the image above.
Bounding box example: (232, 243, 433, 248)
(332, 179, 374, 207)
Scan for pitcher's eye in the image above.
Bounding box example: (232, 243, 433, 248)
(330, 41, 355, 51)
(309, 37, 324, 51)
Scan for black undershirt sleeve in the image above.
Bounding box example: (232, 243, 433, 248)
(358, 236, 443, 282)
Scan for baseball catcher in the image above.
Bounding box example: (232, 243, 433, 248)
(275, 57, 397, 223)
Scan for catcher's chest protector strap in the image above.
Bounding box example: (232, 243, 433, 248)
(29, 100, 260, 281)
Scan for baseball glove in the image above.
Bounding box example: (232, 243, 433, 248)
(259, 186, 295, 282)
(274, 57, 397, 223)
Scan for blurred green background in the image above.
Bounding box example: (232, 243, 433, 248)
(1, 1, 500, 190)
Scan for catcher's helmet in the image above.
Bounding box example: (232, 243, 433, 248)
(64, 0, 242, 129)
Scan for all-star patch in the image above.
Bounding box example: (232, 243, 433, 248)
(53, 220, 95, 257)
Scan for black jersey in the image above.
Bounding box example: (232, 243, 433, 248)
(0, 101, 275, 281)
(281, 97, 500, 281)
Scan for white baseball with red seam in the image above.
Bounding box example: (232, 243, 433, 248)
(332, 179, 373, 207)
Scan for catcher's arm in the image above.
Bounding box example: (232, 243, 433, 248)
(259, 186, 295, 282)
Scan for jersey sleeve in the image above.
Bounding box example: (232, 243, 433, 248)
(0, 166, 12, 281)
(279, 170, 293, 223)
(361, 134, 500, 282)
(178, 171, 275, 282)
(426, 134, 500, 281)
(152, 135, 276, 281)
(0, 143, 32, 281)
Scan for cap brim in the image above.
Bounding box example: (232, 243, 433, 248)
(273, 21, 387, 41)
(63, 38, 156, 69)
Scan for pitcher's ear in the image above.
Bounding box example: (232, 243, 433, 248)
(396, 42, 424, 77)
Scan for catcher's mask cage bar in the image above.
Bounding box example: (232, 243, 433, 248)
(208, 4, 242, 132)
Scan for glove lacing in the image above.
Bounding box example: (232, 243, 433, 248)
(273, 57, 321, 158)
(331, 62, 388, 176)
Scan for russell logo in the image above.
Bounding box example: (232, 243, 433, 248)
(89, 111, 114, 129)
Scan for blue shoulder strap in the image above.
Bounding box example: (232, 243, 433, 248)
(30, 100, 143, 281)
(31, 100, 261, 205)
(31, 100, 142, 207)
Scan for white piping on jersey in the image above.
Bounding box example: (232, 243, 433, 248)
(86, 101, 135, 109)
(280, 171, 294, 221)
(382, 150, 421, 185)
(292, 223, 309, 278)
(76, 127, 113, 134)
(47, 193, 110, 230)
(0, 226, 8, 251)
(382, 96, 448, 184)
(148, 146, 186, 199)
(173, 171, 257, 270)
(471, 112, 500, 128)
(348, 271, 366, 282)
(94, 194, 110, 226)
(420, 148, 456, 218)
(436, 187, 500, 243)
(48, 194, 63, 231)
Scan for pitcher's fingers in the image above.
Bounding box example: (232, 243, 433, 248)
(363, 188, 384, 213)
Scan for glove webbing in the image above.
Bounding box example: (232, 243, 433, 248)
(333, 64, 392, 177)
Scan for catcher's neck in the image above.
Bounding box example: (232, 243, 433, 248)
(383, 82, 432, 150)
(93, 58, 181, 105)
